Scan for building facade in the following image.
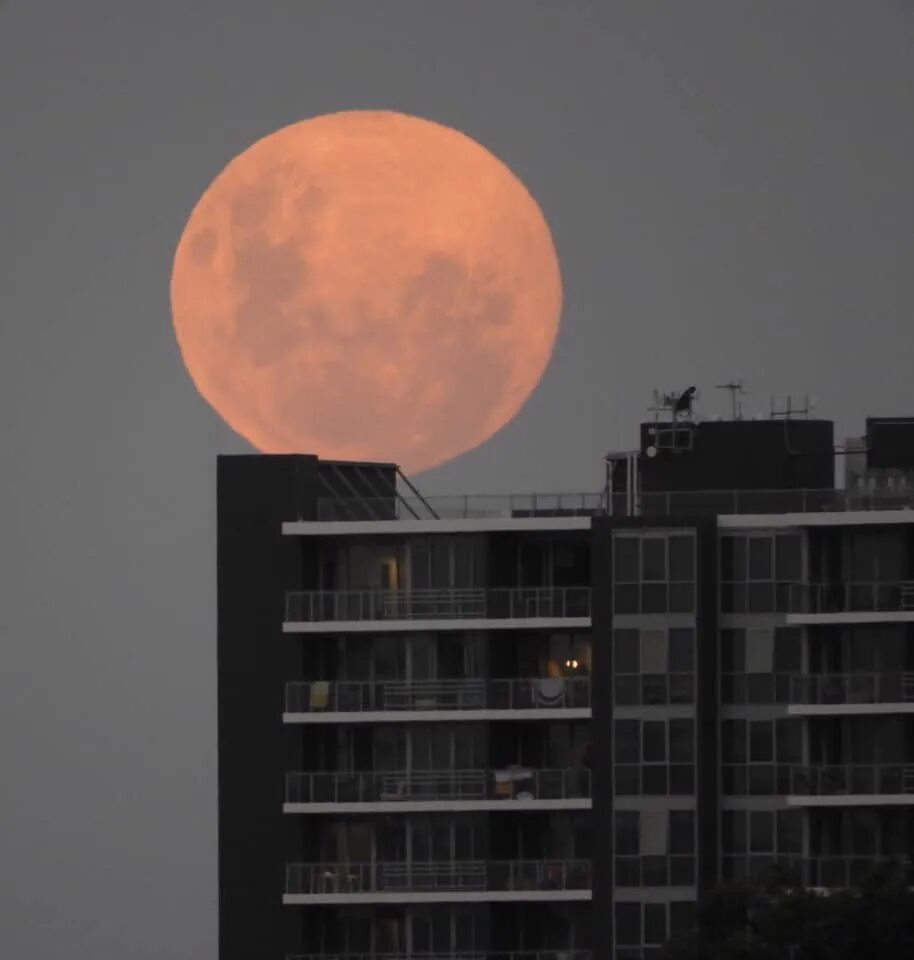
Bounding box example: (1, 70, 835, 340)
(217, 413, 914, 960)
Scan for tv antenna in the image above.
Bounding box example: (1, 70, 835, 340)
(715, 380, 746, 421)
(770, 394, 812, 420)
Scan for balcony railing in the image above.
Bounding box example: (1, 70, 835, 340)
(311, 488, 914, 522)
(285, 588, 591, 623)
(285, 677, 591, 713)
(722, 671, 914, 706)
(287, 952, 593, 960)
(723, 855, 913, 888)
(285, 768, 592, 804)
(789, 581, 914, 614)
(285, 860, 592, 895)
(787, 763, 914, 796)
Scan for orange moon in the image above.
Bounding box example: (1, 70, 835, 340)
(170, 110, 562, 473)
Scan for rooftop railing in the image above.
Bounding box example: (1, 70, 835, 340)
(310, 488, 914, 522)
(285, 860, 592, 895)
(789, 581, 914, 614)
(285, 587, 591, 623)
(285, 768, 592, 804)
(287, 952, 593, 960)
(285, 677, 591, 713)
(722, 671, 914, 706)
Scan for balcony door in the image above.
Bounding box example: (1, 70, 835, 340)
(372, 907, 480, 955)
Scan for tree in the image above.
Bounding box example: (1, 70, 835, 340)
(661, 862, 914, 960)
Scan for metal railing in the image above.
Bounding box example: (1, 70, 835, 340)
(285, 587, 591, 623)
(721, 671, 914, 706)
(285, 860, 592, 895)
(723, 855, 913, 888)
(613, 854, 695, 887)
(789, 581, 914, 614)
(787, 763, 914, 796)
(287, 952, 593, 960)
(313, 488, 914, 522)
(317, 493, 606, 521)
(285, 768, 592, 804)
(285, 677, 591, 713)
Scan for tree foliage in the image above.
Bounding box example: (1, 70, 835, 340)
(661, 862, 914, 960)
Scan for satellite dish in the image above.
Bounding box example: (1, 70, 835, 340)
(646, 445, 658, 458)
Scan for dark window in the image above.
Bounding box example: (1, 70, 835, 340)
(614, 538, 639, 582)
(775, 534, 802, 581)
(669, 811, 695, 854)
(748, 537, 773, 580)
(723, 719, 746, 763)
(615, 720, 639, 763)
(670, 901, 697, 938)
(777, 809, 802, 854)
(774, 628, 802, 673)
(614, 903, 641, 946)
(643, 721, 666, 762)
(614, 584, 639, 614)
(641, 583, 668, 613)
(749, 721, 773, 762)
(644, 903, 667, 944)
(669, 719, 694, 762)
(721, 629, 745, 673)
(614, 629, 640, 673)
(668, 629, 695, 672)
(721, 536, 746, 581)
(750, 811, 773, 852)
(722, 810, 746, 852)
(642, 538, 666, 581)
(668, 582, 695, 613)
(776, 719, 802, 763)
(668, 535, 695, 581)
(614, 812, 640, 855)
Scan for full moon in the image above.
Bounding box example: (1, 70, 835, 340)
(170, 110, 562, 473)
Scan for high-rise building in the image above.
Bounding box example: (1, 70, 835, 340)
(217, 399, 914, 960)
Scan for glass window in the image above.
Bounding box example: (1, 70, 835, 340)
(614, 584, 639, 614)
(669, 582, 695, 613)
(668, 629, 695, 672)
(614, 903, 640, 946)
(749, 721, 773, 762)
(721, 629, 745, 673)
(749, 811, 773, 852)
(721, 536, 745, 581)
(776, 719, 801, 763)
(668, 535, 695, 581)
(642, 538, 667, 581)
(775, 534, 802, 581)
(669, 810, 695, 855)
(745, 628, 774, 674)
(722, 810, 746, 852)
(723, 719, 746, 763)
(670, 901, 696, 938)
(748, 537, 773, 580)
(669, 719, 694, 762)
(644, 903, 667, 945)
(642, 582, 668, 613)
(641, 629, 668, 673)
(614, 811, 640, 855)
(643, 721, 666, 762)
(773, 628, 802, 673)
(614, 537, 639, 582)
(614, 629, 640, 673)
(615, 720, 639, 763)
(777, 809, 802, 854)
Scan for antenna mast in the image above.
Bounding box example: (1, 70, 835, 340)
(715, 381, 745, 421)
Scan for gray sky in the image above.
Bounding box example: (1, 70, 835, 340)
(2, 1, 914, 956)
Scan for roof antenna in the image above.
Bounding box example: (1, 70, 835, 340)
(715, 381, 745, 421)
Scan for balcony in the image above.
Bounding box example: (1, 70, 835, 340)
(283, 860, 592, 903)
(288, 952, 593, 960)
(722, 671, 914, 711)
(788, 581, 914, 622)
(315, 493, 605, 521)
(284, 677, 591, 722)
(786, 763, 914, 804)
(723, 855, 913, 889)
(284, 768, 592, 811)
(284, 587, 591, 631)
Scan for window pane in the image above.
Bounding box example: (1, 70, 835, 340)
(721, 536, 745, 581)
(669, 719, 694, 762)
(669, 810, 695, 854)
(641, 629, 668, 673)
(642, 538, 666, 581)
(644, 903, 667, 944)
(670, 901, 696, 938)
(749, 721, 773, 762)
(643, 721, 666, 762)
(747, 582, 775, 612)
(668, 629, 694, 672)
(615, 720, 640, 763)
(774, 628, 802, 673)
(776, 719, 802, 763)
(614, 629, 640, 673)
(721, 629, 745, 673)
(777, 809, 802, 854)
(614, 811, 640, 855)
(614, 903, 640, 946)
(614, 584, 639, 614)
(745, 628, 774, 674)
(750, 811, 774, 852)
(748, 537, 773, 580)
(668, 535, 695, 581)
(775, 534, 802, 581)
(723, 719, 746, 763)
(641, 583, 667, 613)
(668, 582, 695, 613)
(614, 537, 639, 582)
(722, 810, 746, 852)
